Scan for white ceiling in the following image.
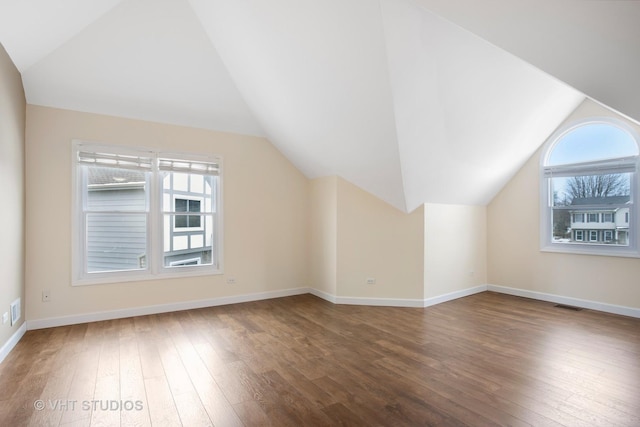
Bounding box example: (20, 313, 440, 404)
(2, 0, 635, 212)
(414, 0, 640, 124)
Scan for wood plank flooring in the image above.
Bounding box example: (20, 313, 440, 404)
(1, 291, 639, 426)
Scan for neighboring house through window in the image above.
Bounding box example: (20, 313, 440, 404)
(73, 142, 222, 285)
(541, 118, 640, 257)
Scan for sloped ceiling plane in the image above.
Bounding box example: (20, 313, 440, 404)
(1, 0, 638, 212)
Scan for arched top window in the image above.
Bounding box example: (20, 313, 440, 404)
(545, 122, 638, 166)
(541, 118, 640, 257)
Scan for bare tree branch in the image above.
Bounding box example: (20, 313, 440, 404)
(565, 174, 629, 201)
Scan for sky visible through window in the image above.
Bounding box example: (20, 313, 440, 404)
(547, 123, 638, 166)
(548, 123, 638, 205)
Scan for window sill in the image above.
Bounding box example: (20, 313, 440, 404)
(540, 243, 640, 258)
(72, 267, 223, 286)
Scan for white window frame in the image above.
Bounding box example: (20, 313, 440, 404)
(604, 230, 613, 242)
(540, 117, 640, 258)
(575, 230, 584, 241)
(72, 141, 223, 285)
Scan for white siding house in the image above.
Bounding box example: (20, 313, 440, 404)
(569, 196, 630, 245)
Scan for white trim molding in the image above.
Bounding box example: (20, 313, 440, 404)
(488, 284, 640, 319)
(310, 285, 488, 308)
(0, 322, 27, 365)
(308, 288, 337, 304)
(422, 285, 488, 308)
(27, 287, 309, 330)
(335, 296, 424, 308)
(20, 281, 638, 340)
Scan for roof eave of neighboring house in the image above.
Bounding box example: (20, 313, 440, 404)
(88, 182, 146, 191)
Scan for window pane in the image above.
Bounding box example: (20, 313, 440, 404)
(85, 166, 147, 211)
(86, 213, 147, 273)
(551, 173, 631, 247)
(175, 198, 188, 212)
(189, 200, 201, 212)
(551, 173, 630, 207)
(164, 214, 214, 268)
(175, 214, 188, 228)
(189, 215, 201, 228)
(547, 123, 638, 166)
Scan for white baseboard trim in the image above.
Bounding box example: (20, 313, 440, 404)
(308, 288, 337, 304)
(336, 296, 425, 308)
(488, 284, 640, 319)
(0, 322, 27, 365)
(308, 288, 423, 307)
(27, 287, 309, 330)
(309, 285, 488, 308)
(422, 285, 488, 308)
(29, 283, 635, 332)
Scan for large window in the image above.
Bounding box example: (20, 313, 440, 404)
(541, 119, 639, 257)
(73, 142, 222, 285)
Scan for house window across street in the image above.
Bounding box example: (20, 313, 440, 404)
(174, 198, 202, 229)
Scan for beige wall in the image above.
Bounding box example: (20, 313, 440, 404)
(25, 106, 309, 322)
(488, 99, 640, 308)
(336, 178, 424, 299)
(309, 176, 338, 296)
(0, 44, 25, 348)
(424, 203, 487, 298)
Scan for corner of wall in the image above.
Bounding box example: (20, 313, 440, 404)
(424, 203, 488, 299)
(0, 42, 26, 357)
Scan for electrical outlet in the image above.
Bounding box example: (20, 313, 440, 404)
(2, 312, 8, 325)
(42, 290, 51, 302)
(226, 277, 236, 285)
(366, 278, 376, 285)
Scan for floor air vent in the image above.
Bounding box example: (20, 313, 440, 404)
(554, 304, 582, 311)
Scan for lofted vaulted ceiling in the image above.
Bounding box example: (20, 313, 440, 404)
(1, 0, 637, 212)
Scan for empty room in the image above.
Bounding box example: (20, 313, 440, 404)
(1, 0, 639, 426)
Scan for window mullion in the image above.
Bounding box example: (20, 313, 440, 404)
(150, 155, 161, 275)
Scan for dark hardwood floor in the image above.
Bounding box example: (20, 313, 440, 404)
(1, 291, 639, 426)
